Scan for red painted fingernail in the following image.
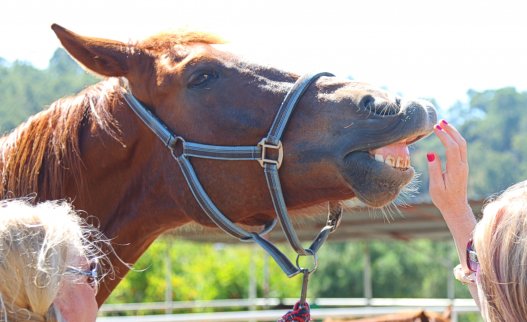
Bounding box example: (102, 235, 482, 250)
(435, 124, 443, 131)
(427, 153, 435, 162)
(441, 119, 448, 125)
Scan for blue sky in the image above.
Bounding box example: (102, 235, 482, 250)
(1, 0, 525, 110)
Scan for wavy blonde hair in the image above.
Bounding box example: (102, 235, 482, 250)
(0, 199, 110, 321)
(473, 180, 527, 321)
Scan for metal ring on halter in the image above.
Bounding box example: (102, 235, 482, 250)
(240, 218, 278, 241)
(296, 248, 318, 273)
(168, 136, 186, 159)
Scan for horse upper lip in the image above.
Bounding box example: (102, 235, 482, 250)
(359, 134, 422, 154)
(403, 134, 426, 145)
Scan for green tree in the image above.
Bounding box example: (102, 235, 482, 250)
(105, 239, 303, 315)
(0, 49, 97, 134)
(311, 242, 365, 297)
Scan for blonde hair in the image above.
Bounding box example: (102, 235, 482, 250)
(0, 199, 110, 321)
(473, 180, 527, 322)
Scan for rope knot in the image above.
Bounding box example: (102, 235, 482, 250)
(278, 301, 311, 322)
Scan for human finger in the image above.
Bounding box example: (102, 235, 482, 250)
(426, 152, 445, 197)
(433, 124, 462, 166)
(438, 120, 467, 163)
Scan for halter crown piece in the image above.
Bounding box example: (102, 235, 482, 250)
(121, 73, 342, 321)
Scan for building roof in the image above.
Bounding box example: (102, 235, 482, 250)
(170, 200, 484, 244)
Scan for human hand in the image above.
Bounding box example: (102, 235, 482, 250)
(426, 120, 473, 223)
(427, 120, 477, 298)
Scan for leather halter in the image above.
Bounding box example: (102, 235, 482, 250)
(121, 72, 342, 277)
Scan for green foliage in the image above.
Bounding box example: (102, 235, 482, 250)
(106, 239, 302, 313)
(312, 239, 473, 299)
(104, 238, 472, 307)
(311, 242, 365, 297)
(0, 49, 97, 134)
(461, 88, 527, 197)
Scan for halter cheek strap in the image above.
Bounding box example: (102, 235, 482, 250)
(121, 72, 342, 277)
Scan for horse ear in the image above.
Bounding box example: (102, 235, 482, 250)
(51, 24, 131, 77)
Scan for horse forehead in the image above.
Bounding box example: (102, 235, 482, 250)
(157, 43, 239, 71)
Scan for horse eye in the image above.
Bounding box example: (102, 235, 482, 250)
(188, 71, 217, 88)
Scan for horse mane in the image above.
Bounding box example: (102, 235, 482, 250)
(0, 79, 122, 201)
(137, 30, 224, 53)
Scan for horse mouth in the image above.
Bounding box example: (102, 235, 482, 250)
(342, 134, 425, 208)
(368, 134, 423, 171)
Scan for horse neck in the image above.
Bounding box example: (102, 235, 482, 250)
(74, 81, 193, 303)
(0, 79, 190, 303)
(59, 79, 191, 238)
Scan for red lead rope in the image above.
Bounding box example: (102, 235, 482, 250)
(278, 301, 311, 322)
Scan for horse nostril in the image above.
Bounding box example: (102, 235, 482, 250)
(359, 95, 399, 116)
(359, 95, 375, 111)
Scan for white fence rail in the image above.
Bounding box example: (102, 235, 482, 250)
(97, 298, 479, 321)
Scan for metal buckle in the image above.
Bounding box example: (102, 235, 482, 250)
(257, 138, 284, 169)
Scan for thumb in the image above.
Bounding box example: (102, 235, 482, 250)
(426, 152, 444, 192)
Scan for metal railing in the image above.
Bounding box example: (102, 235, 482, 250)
(97, 297, 479, 321)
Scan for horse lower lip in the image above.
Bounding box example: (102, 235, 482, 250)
(342, 151, 415, 207)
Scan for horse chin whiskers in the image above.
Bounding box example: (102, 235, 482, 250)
(396, 172, 421, 206)
(377, 172, 421, 222)
(337, 172, 420, 223)
(377, 202, 400, 223)
(288, 193, 408, 226)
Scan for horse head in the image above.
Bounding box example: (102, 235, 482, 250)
(46, 24, 436, 300)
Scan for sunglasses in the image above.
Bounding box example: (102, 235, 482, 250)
(66, 258, 99, 292)
(466, 239, 480, 273)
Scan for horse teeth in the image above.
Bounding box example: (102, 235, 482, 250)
(374, 154, 411, 170)
(396, 157, 404, 168)
(385, 155, 395, 167)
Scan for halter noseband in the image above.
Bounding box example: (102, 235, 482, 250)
(121, 72, 342, 277)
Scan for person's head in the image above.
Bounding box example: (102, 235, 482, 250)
(472, 180, 527, 321)
(0, 199, 110, 322)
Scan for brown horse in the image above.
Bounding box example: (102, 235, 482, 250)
(324, 308, 452, 322)
(0, 24, 436, 304)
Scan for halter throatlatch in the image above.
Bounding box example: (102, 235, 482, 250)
(122, 73, 342, 321)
